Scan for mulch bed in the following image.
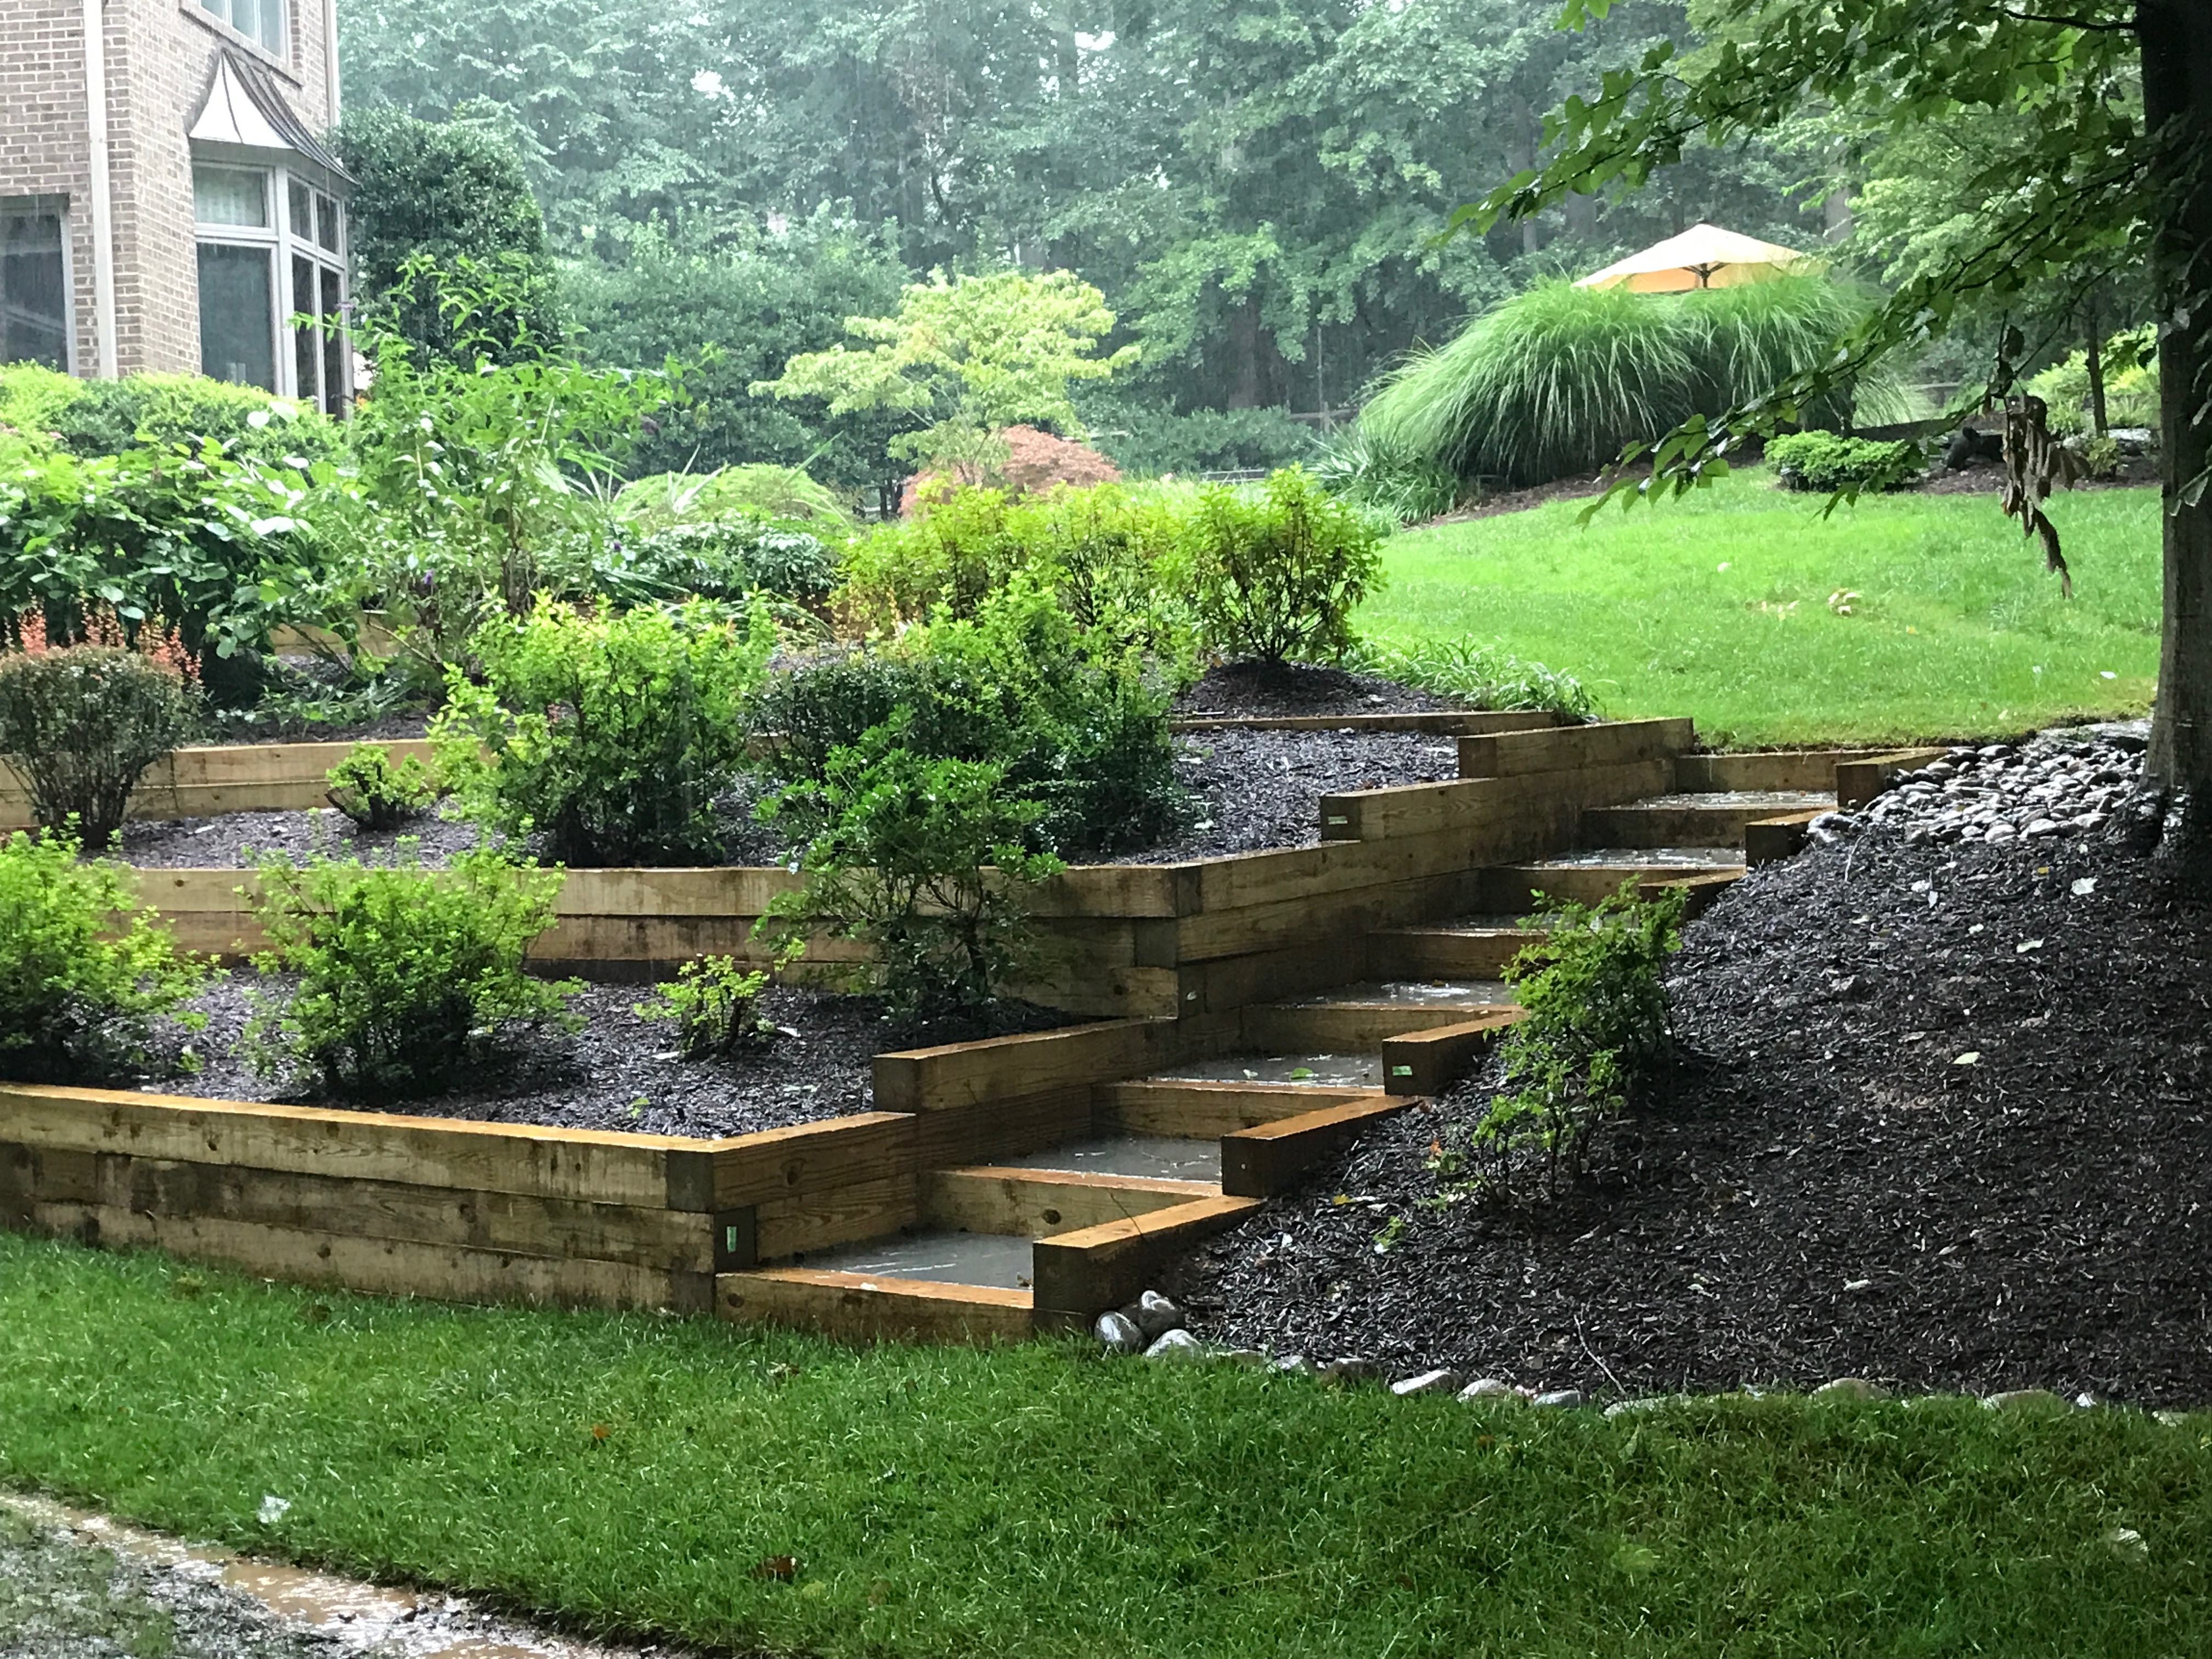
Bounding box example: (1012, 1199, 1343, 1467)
(1171, 661, 1458, 718)
(162, 977, 1069, 1139)
(1133, 728, 1460, 862)
(1164, 821, 2212, 1408)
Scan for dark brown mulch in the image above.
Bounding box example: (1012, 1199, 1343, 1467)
(1164, 828, 2212, 1407)
(195, 711, 433, 748)
(1171, 662, 1458, 718)
(1427, 473, 1617, 524)
(1128, 727, 1462, 863)
(162, 977, 1071, 1139)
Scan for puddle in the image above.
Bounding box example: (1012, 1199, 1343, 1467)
(1624, 790, 1833, 811)
(1527, 845, 1746, 868)
(1004, 1135, 1222, 1182)
(1155, 1053, 1383, 1088)
(0, 1491, 674, 1657)
(797, 1229, 1036, 1288)
(1287, 979, 1513, 1009)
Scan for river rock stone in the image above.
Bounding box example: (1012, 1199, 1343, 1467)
(1125, 1290, 1187, 1341)
(1982, 1387, 2067, 1415)
(1812, 1376, 1888, 1402)
(1093, 1311, 1143, 1353)
(1389, 1368, 1464, 1397)
(1531, 1388, 1584, 1408)
(1316, 1357, 1381, 1387)
(1457, 1378, 1521, 1403)
(1143, 1329, 1204, 1362)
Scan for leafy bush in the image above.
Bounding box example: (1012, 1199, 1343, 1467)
(1182, 466, 1384, 665)
(1768, 431, 1926, 493)
(0, 647, 199, 849)
(0, 830, 207, 1081)
(1346, 637, 1596, 718)
(635, 953, 781, 1059)
(244, 847, 579, 1096)
(1442, 882, 1685, 1202)
(0, 365, 340, 466)
(759, 721, 1063, 1023)
(836, 486, 1025, 630)
(900, 425, 1122, 512)
(1357, 276, 1907, 489)
(754, 585, 1189, 859)
(2024, 329, 2161, 437)
(435, 600, 771, 866)
(324, 743, 438, 832)
(594, 518, 840, 611)
(0, 430, 321, 707)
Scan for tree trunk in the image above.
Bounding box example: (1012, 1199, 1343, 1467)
(1228, 295, 1265, 409)
(2085, 292, 2109, 436)
(2141, 1, 2212, 811)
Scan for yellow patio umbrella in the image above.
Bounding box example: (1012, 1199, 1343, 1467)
(1574, 223, 1814, 292)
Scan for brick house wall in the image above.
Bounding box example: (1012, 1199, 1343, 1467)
(0, 0, 341, 379)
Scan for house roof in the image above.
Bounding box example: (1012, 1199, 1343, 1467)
(188, 50, 351, 185)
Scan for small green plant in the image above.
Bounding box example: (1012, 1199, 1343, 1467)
(0, 646, 199, 850)
(1443, 881, 1686, 1203)
(1182, 466, 1384, 665)
(435, 599, 772, 866)
(244, 846, 580, 1096)
(757, 720, 1064, 1024)
(636, 949, 793, 1059)
(324, 743, 438, 832)
(0, 829, 207, 1080)
(1346, 636, 1597, 718)
(1767, 431, 1926, 494)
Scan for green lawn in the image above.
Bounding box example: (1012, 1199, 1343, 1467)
(4, 1235, 2211, 1658)
(1363, 471, 2164, 747)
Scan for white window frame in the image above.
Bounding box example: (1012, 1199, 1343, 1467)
(192, 159, 348, 408)
(182, 0, 294, 77)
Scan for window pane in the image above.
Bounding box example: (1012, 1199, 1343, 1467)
(291, 253, 318, 404)
(289, 179, 312, 243)
(198, 242, 274, 390)
(315, 194, 341, 253)
(194, 166, 267, 228)
(198, 0, 233, 29)
(258, 0, 285, 55)
(0, 209, 69, 370)
(320, 266, 346, 415)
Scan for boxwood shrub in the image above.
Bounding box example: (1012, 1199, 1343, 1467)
(1768, 431, 1925, 493)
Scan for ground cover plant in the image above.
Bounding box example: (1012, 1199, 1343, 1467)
(2, 1234, 2210, 1659)
(243, 847, 579, 1097)
(0, 831, 206, 1082)
(1357, 469, 2160, 746)
(1767, 431, 1926, 494)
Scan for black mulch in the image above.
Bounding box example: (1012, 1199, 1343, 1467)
(1171, 661, 1458, 718)
(1163, 829, 2212, 1407)
(1128, 728, 1462, 863)
(197, 712, 433, 748)
(163, 976, 1071, 1139)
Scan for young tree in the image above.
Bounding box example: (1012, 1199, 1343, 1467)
(1462, 0, 2210, 834)
(753, 268, 1138, 470)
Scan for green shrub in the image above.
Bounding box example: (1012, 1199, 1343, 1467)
(1083, 403, 1318, 477)
(1347, 637, 1596, 718)
(613, 466, 855, 534)
(594, 518, 840, 611)
(1436, 881, 1685, 1202)
(435, 600, 771, 866)
(635, 953, 782, 1059)
(1767, 431, 1925, 493)
(759, 721, 1063, 1023)
(0, 830, 207, 1081)
(1182, 466, 1383, 665)
(753, 584, 1189, 859)
(836, 486, 1024, 632)
(0, 365, 340, 466)
(1357, 276, 1906, 489)
(2025, 328, 2160, 436)
(324, 743, 438, 832)
(244, 847, 579, 1096)
(0, 647, 199, 850)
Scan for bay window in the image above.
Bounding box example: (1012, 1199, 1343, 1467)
(194, 161, 347, 411)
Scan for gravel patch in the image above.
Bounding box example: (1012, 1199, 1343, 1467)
(1164, 754, 2212, 1407)
(160, 976, 1070, 1137)
(1127, 728, 1460, 862)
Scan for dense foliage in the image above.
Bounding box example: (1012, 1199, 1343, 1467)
(0, 830, 207, 1082)
(435, 600, 772, 866)
(0, 648, 199, 849)
(323, 743, 438, 832)
(759, 720, 1063, 1024)
(0, 365, 342, 467)
(245, 847, 579, 1096)
(1182, 468, 1384, 665)
(1768, 432, 1925, 494)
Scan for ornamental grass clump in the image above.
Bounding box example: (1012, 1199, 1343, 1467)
(0, 829, 207, 1081)
(0, 646, 198, 850)
(434, 599, 772, 866)
(244, 847, 580, 1097)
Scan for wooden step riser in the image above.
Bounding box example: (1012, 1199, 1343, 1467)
(1367, 928, 1546, 979)
(1097, 1080, 1376, 1139)
(1221, 1096, 1419, 1197)
(1239, 1001, 1513, 1052)
(918, 1167, 1216, 1238)
(1581, 804, 1819, 849)
(1480, 865, 1743, 912)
